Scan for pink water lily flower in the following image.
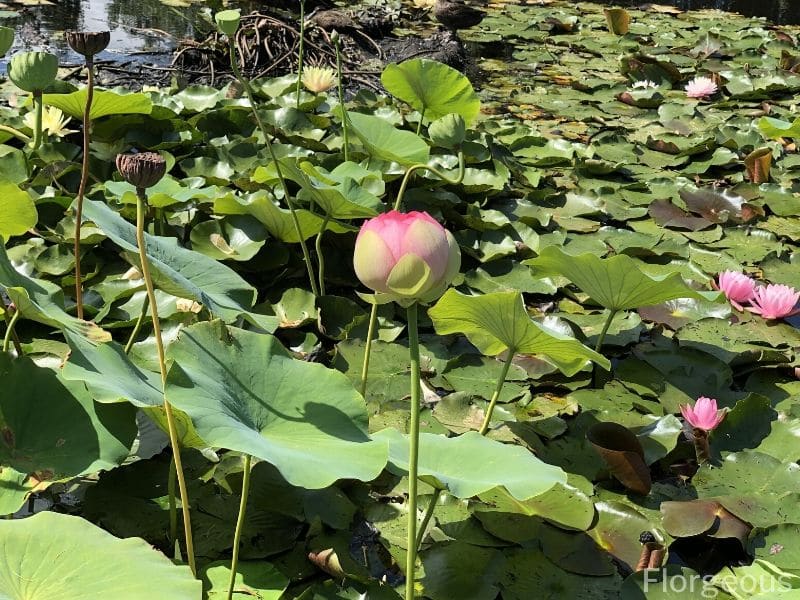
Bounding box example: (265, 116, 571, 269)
(680, 397, 725, 432)
(717, 270, 756, 311)
(685, 76, 718, 99)
(747, 284, 800, 320)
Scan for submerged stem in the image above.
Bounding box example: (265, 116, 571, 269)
(405, 302, 421, 600)
(478, 351, 515, 435)
(359, 302, 379, 398)
(227, 39, 319, 297)
(227, 454, 252, 600)
(74, 58, 95, 320)
(135, 191, 196, 576)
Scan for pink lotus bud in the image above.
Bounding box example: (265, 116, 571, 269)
(680, 397, 725, 432)
(685, 76, 718, 99)
(747, 284, 800, 320)
(353, 210, 460, 304)
(717, 270, 756, 311)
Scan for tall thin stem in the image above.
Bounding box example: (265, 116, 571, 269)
(594, 309, 618, 354)
(168, 456, 177, 547)
(2, 309, 20, 354)
(227, 39, 319, 297)
(334, 35, 349, 162)
(393, 151, 466, 212)
(359, 302, 379, 397)
(415, 108, 426, 136)
(415, 488, 441, 551)
(405, 302, 421, 600)
(315, 214, 330, 296)
(74, 58, 95, 320)
(1, 297, 22, 356)
(478, 351, 515, 435)
(31, 91, 43, 150)
(227, 454, 252, 600)
(135, 190, 196, 576)
(294, 0, 306, 108)
(124, 292, 149, 354)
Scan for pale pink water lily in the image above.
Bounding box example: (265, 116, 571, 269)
(353, 210, 460, 304)
(685, 76, 718, 99)
(717, 270, 756, 311)
(747, 283, 800, 320)
(680, 397, 725, 431)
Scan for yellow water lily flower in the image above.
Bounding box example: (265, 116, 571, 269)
(301, 66, 336, 94)
(23, 106, 77, 138)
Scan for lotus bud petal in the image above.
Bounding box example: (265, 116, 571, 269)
(679, 397, 725, 432)
(65, 31, 110, 57)
(215, 10, 241, 36)
(0, 26, 14, 58)
(330, 29, 340, 44)
(7, 51, 59, 93)
(116, 152, 167, 190)
(353, 210, 460, 304)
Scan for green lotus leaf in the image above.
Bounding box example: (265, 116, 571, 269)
(346, 110, 430, 165)
(82, 199, 277, 331)
(528, 246, 716, 311)
(0, 354, 136, 481)
(373, 428, 566, 500)
(7, 51, 58, 93)
(43, 89, 152, 120)
(0, 182, 36, 239)
(201, 560, 288, 600)
(0, 241, 110, 342)
(0, 512, 201, 599)
(428, 289, 609, 375)
(0, 26, 13, 57)
(164, 321, 388, 489)
(428, 113, 467, 150)
(381, 59, 481, 124)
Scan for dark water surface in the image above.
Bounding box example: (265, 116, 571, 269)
(598, 0, 800, 25)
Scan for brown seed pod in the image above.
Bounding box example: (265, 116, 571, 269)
(116, 152, 167, 190)
(65, 31, 111, 58)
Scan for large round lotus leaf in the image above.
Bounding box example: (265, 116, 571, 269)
(373, 428, 566, 500)
(381, 59, 481, 124)
(164, 321, 387, 488)
(528, 246, 716, 311)
(0, 182, 37, 239)
(428, 289, 609, 374)
(0, 512, 201, 599)
(0, 354, 136, 481)
(43, 89, 152, 120)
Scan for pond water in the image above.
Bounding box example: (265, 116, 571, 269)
(3, 0, 799, 72)
(597, 0, 800, 25)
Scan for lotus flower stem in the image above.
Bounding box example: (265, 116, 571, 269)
(226, 38, 319, 297)
(0, 124, 30, 143)
(315, 214, 330, 296)
(168, 455, 177, 546)
(405, 302, 422, 600)
(479, 351, 515, 435)
(2, 308, 20, 354)
(359, 302, 379, 397)
(414, 488, 441, 551)
(227, 454, 252, 600)
(294, 0, 306, 109)
(594, 309, 618, 353)
(124, 293, 149, 354)
(333, 33, 349, 162)
(73, 55, 95, 320)
(31, 91, 43, 150)
(135, 189, 196, 576)
(393, 151, 466, 211)
(692, 428, 711, 464)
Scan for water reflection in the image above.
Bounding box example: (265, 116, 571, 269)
(598, 0, 800, 25)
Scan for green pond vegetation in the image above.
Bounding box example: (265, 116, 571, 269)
(1, 1, 800, 599)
